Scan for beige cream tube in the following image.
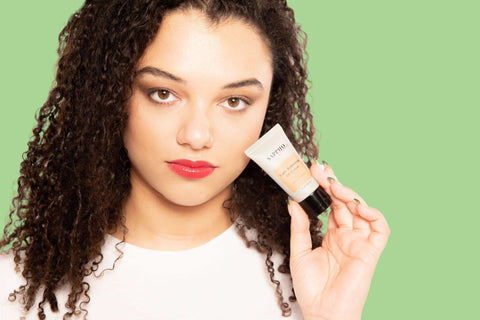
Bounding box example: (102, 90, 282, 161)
(245, 124, 331, 216)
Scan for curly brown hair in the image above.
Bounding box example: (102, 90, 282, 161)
(0, 0, 324, 318)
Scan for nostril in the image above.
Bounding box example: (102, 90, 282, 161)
(176, 125, 214, 150)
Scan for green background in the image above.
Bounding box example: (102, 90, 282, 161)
(1, 1, 478, 319)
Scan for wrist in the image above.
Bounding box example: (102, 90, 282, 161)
(300, 302, 363, 320)
(304, 313, 361, 320)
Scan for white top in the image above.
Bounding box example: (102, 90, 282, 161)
(0, 222, 304, 319)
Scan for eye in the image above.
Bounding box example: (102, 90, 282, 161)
(220, 97, 251, 111)
(149, 89, 179, 104)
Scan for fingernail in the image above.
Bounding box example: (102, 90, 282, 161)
(322, 160, 329, 169)
(315, 160, 325, 171)
(353, 198, 361, 204)
(316, 160, 325, 171)
(327, 177, 336, 183)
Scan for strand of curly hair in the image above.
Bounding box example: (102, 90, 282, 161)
(0, 1, 325, 318)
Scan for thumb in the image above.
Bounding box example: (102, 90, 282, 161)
(288, 199, 312, 259)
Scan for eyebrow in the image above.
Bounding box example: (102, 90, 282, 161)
(223, 79, 263, 91)
(134, 66, 264, 91)
(135, 66, 185, 83)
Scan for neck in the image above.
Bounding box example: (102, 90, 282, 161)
(110, 170, 236, 251)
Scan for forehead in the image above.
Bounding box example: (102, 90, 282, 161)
(136, 8, 273, 82)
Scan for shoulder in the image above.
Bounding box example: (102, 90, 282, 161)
(0, 250, 69, 319)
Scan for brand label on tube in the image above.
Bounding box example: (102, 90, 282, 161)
(274, 153, 311, 193)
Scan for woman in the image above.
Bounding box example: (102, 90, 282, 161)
(0, 0, 390, 319)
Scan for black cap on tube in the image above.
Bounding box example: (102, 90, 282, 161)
(299, 186, 332, 217)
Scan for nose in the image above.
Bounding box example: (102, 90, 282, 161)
(176, 105, 214, 150)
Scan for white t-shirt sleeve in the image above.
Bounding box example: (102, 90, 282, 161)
(0, 250, 67, 320)
(0, 250, 27, 319)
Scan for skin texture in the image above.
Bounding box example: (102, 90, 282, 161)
(112, 9, 273, 251)
(288, 162, 390, 320)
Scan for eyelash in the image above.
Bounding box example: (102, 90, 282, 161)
(149, 89, 178, 105)
(147, 89, 252, 111)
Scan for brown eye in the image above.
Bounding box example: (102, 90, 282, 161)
(149, 89, 178, 104)
(228, 98, 240, 108)
(158, 90, 169, 99)
(220, 96, 250, 111)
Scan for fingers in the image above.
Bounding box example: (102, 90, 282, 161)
(288, 200, 312, 259)
(355, 203, 391, 250)
(311, 162, 357, 229)
(346, 200, 371, 231)
(311, 160, 340, 194)
(311, 161, 367, 206)
(326, 209, 338, 231)
(307, 160, 390, 254)
(311, 161, 374, 232)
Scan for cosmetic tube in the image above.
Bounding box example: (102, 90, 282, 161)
(245, 123, 331, 216)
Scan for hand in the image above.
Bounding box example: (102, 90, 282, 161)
(288, 161, 390, 320)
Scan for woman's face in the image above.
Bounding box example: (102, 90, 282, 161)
(123, 9, 273, 207)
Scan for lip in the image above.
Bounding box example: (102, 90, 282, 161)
(166, 159, 216, 179)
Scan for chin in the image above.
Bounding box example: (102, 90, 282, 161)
(168, 196, 211, 207)
(158, 187, 229, 208)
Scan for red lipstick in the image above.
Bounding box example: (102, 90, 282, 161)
(166, 159, 216, 179)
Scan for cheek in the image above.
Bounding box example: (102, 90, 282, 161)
(123, 108, 150, 155)
(237, 109, 268, 145)
(125, 94, 177, 137)
(123, 104, 173, 161)
(216, 111, 266, 165)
